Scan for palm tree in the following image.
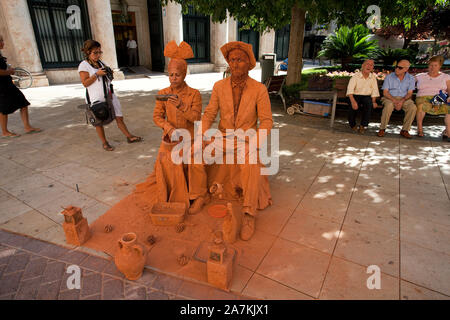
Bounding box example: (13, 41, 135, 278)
(318, 24, 379, 70)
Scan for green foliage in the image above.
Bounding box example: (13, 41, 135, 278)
(376, 48, 418, 65)
(318, 25, 379, 69)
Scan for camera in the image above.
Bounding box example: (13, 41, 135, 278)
(102, 66, 114, 81)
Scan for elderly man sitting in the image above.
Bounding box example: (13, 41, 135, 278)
(378, 60, 416, 139)
(346, 59, 380, 134)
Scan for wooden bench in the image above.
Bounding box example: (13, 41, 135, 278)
(265, 75, 287, 111)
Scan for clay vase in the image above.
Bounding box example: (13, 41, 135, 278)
(114, 232, 146, 280)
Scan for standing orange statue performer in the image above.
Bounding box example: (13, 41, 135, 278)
(138, 40, 208, 214)
(200, 41, 273, 241)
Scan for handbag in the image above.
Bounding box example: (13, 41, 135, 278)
(83, 63, 116, 127)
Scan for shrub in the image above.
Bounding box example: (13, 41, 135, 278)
(318, 24, 379, 70)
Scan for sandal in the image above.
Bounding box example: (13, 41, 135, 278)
(417, 129, 424, 137)
(127, 136, 143, 144)
(25, 128, 42, 135)
(102, 142, 115, 151)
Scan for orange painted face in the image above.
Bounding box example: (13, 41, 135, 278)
(168, 59, 186, 88)
(228, 49, 250, 77)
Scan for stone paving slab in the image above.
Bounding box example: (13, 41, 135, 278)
(1, 74, 450, 300)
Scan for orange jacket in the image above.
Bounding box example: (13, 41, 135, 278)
(201, 77, 273, 145)
(153, 83, 202, 138)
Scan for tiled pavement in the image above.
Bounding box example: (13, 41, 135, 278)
(0, 229, 243, 300)
(1, 73, 450, 300)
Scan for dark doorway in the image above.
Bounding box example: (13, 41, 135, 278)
(237, 22, 260, 61)
(148, 0, 165, 71)
(112, 11, 139, 67)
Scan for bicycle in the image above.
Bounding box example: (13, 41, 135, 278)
(10, 67, 33, 89)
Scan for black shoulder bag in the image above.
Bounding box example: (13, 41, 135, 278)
(84, 66, 116, 127)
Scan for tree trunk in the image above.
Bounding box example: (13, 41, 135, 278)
(402, 38, 411, 49)
(286, 5, 306, 86)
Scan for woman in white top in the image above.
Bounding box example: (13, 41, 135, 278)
(78, 40, 142, 151)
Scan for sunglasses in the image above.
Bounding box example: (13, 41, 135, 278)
(395, 66, 407, 70)
(92, 51, 103, 55)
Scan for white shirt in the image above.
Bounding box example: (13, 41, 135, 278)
(127, 40, 137, 49)
(78, 60, 111, 103)
(77, 60, 123, 117)
(346, 72, 380, 98)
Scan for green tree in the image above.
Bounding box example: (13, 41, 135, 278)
(332, 0, 449, 48)
(162, 0, 343, 85)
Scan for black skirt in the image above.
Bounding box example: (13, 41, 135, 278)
(0, 82, 30, 115)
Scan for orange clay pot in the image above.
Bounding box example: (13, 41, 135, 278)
(114, 232, 146, 280)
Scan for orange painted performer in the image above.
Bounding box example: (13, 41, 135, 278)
(136, 41, 208, 214)
(200, 41, 273, 241)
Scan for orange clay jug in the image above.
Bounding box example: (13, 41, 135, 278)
(114, 232, 146, 280)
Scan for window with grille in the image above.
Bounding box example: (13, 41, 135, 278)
(275, 25, 290, 61)
(27, 0, 91, 68)
(237, 22, 259, 61)
(182, 6, 210, 63)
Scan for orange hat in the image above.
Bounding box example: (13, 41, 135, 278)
(220, 41, 256, 70)
(164, 40, 194, 60)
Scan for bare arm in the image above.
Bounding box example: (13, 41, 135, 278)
(79, 69, 106, 88)
(0, 69, 14, 76)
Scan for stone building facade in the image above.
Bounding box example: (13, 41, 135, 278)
(0, 0, 325, 87)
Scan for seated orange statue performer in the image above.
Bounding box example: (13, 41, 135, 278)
(200, 41, 273, 241)
(139, 40, 208, 214)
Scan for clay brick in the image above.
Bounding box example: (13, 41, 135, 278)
(22, 257, 47, 280)
(151, 274, 183, 294)
(0, 271, 23, 296)
(15, 276, 43, 300)
(102, 261, 125, 279)
(102, 278, 124, 300)
(80, 255, 109, 272)
(58, 289, 80, 300)
(42, 261, 65, 283)
(80, 273, 102, 297)
(146, 289, 170, 300)
(21, 239, 52, 254)
(37, 281, 61, 300)
(58, 250, 89, 265)
(208, 287, 240, 300)
(81, 294, 101, 300)
(1, 232, 32, 248)
(0, 293, 15, 300)
(124, 283, 146, 300)
(134, 269, 157, 287)
(3, 252, 31, 274)
(0, 247, 16, 266)
(177, 280, 211, 300)
(39, 244, 68, 260)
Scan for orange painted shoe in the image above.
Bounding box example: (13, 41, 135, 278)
(240, 213, 255, 241)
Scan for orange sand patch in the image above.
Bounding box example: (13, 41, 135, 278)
(82, 183, 244, 284)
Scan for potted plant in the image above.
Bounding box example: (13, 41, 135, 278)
(318, 24, 380, 71)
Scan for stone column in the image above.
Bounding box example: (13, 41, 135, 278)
(0, 0, 49, 86)
(212, 14, 229, 72)
(87, 0, 124, 79)
(161, 1, 183, 69)
(259, 30, 276, 57)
